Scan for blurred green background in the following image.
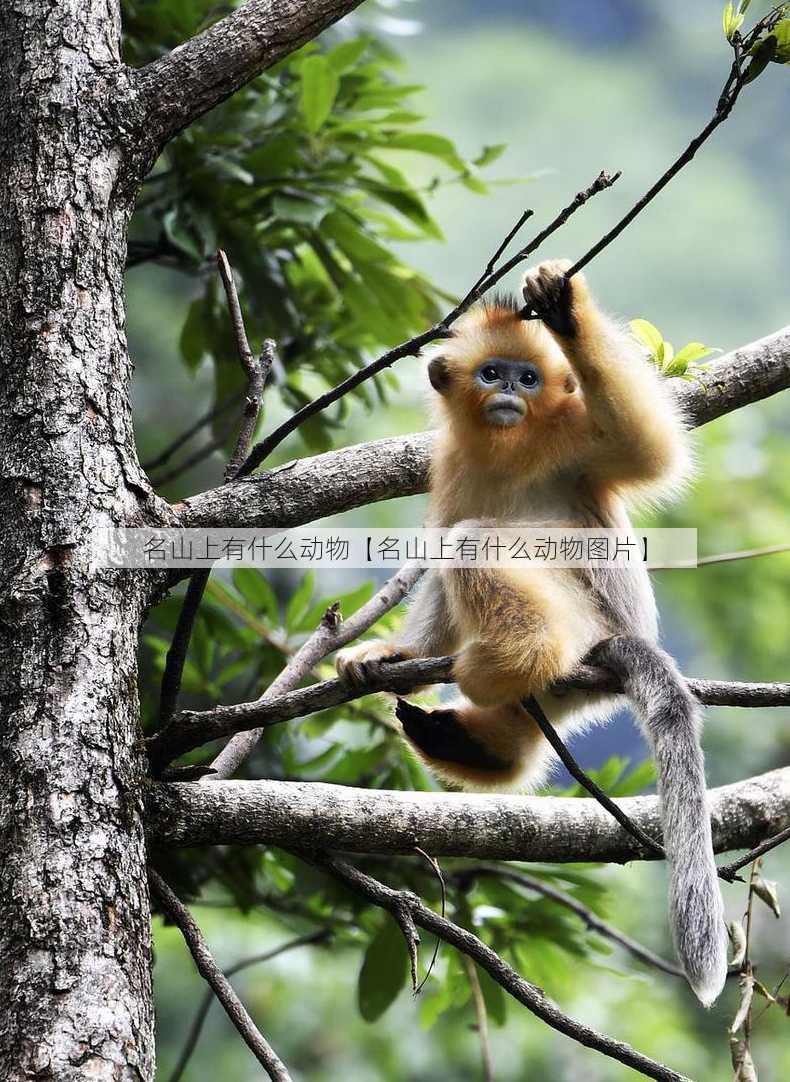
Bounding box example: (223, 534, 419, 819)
(129, 1, 790, 1078)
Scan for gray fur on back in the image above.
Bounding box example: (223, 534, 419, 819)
(591, 635, 728, 1006)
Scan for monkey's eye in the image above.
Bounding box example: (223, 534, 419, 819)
(519, 367, 540, 388)
(480, 365, 499, 383)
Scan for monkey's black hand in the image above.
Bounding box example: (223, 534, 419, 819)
(522, 258, 576, 337)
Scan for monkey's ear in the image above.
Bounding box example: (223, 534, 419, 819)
(428, 355, 450, 394)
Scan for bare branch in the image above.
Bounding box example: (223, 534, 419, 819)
(718, 823, 790, 881)
(523, 694, 666, 862)
(132, 0, 365, 156)
(205, 563, 423, 779)
(309, 854, 690, 1082)
(455, 864, 683, 978)
(148, 870, 292, 1082)
(169, 931, 327, 1082)
(157, 569, 211, 730)
(145, 766, 790, 864)
(462, 956, 495, 1082)
(234, 171, 620, 477)
(654, 544, 790, 570)
(176, 326, 790, 531)
(215, 250, 275, 480)
(146, 651, 790, 769)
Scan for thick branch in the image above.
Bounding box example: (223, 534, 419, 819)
(133, 0, 364, 154)
(177, 326, 790, 530)
(146, 653, 790, 768)
(146, 767, 790, 862)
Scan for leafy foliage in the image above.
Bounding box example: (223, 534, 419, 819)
(123, 1, 506, 454)
(629, 317, 719, 379)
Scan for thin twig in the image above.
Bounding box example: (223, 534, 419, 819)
(149, 870, 292, 1082)
(524, 696, 744, 883)
(653, 544, 790, 570)
(392, 900, 421, 994)
(463, 956, 495, 1082)
(307, 854, 690, 1082)
(234, 172, 618, 477)
(458, 207, 535, 309)
(413, 846, 445, 994)
(205, 563, 424, 779)
(564, 5, 788, 280)
(169, 930, 328, 1082)
(522, 695, 667, 861)
(154, 254, 277, 737)
(215, 249, 275, 481)
(157, 569, 211, 732)
(455, 864, 683, 978)
(718, 823, 790, 881)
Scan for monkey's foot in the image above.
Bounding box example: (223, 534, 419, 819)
(336, 640, 412, 687)
(395, 698, 508, 771)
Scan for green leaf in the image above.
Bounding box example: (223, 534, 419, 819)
(179, 298, 210, 371)
(609, 758, 656, 797)
(206, 157, 254, 186)
(772, 20, 790, 62)
(672, 342, 719, 367)
(285, 571, 316, 631)
(326, 37, 368, 73)
(357, 917, 409, 1022)
(300, 54, 340, 133)
(385, 132, 466, 172)
(232, 569, 279, 623)
(722, 2, 744, 41)
(364, 183, 443, 239)
(745, 34, 778, 82)
(271, 193, 329, 228)
(473, 143, 507, 167)
(629, 318, 664, 358)
(162, 208, 203, 263)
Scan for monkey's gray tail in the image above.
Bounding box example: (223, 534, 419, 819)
(591, 635, 728, 1007)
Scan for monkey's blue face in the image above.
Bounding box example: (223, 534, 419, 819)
(476, 358, 542, 427)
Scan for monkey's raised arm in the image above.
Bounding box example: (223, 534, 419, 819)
(522, 261, 690, 495)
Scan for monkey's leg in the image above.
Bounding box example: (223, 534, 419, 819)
(395, 565, 604, 789)
(443, 565, 600, 707)
(395, 697, 555, 791)
(336, 571, 459, 686)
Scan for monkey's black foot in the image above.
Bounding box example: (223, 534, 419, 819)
(395, 699, 508, 771)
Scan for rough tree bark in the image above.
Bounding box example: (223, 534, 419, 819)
(0, 2, 364, 1077)
(0, 3, 155, 1078)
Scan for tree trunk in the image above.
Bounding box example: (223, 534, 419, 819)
(0, 2, 154, 1077)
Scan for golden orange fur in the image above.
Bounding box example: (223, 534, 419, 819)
(337, 260, 691, 791)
